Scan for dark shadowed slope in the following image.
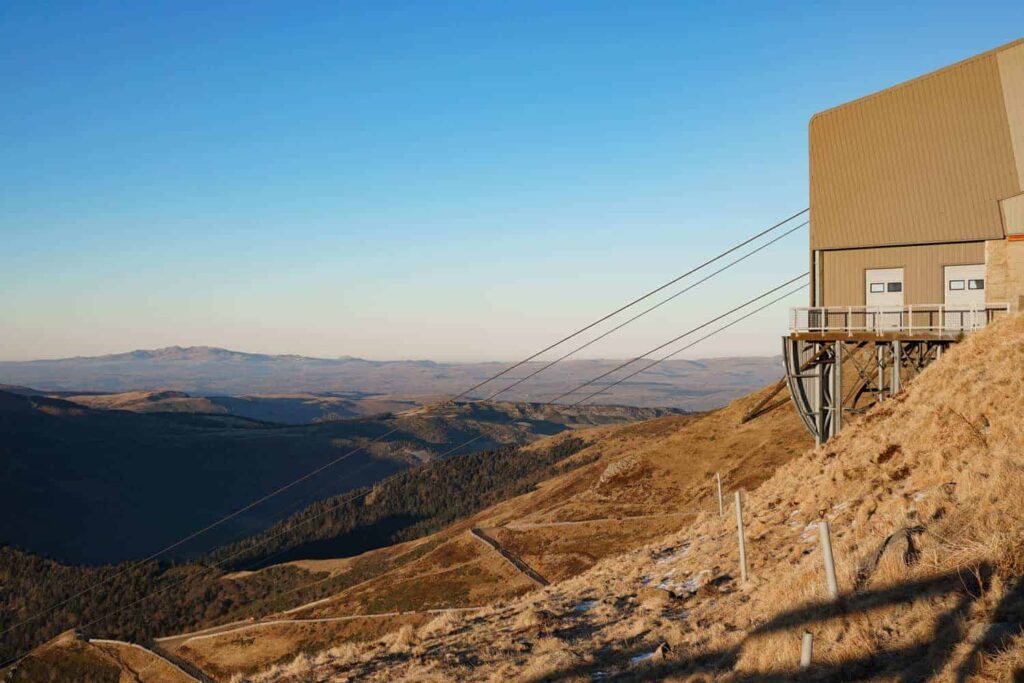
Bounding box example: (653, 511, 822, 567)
(0, 391, 673, 564)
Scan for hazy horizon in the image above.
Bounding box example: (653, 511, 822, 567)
(0, 342, 782, 365)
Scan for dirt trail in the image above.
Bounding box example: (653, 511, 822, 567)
(159, 607, 483, 650)
(504, 511, 698, 530)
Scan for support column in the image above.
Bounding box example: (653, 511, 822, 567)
(891, 341, 901, 394)
(877, 344, 886, 402)
(813, 343, 824, 445)
(831, 340, 843, 437)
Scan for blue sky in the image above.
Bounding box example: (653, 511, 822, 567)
(1, 1, 1022, 361)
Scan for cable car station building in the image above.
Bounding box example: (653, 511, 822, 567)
(785, 37, 1024, 443)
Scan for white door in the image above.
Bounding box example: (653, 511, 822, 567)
(866, 268, 904, 330)
(944, 264, 986, 329)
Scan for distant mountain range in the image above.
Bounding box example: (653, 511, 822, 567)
(0, 346, 783, 411)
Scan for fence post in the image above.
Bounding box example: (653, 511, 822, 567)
(715, 473, 724, 517)
(800, 631, 813, 668)
(819, 520, 839, 599)
(735, 490, 748, 583)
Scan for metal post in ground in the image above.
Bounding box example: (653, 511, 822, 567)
(819, 520, 839, 599)
(800, 631, 813, 668)
(715, 472, 724, 517)
(735, 490, 748, 583)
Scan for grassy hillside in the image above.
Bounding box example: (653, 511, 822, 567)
(249, 314, 1024, 681)
(55, 389, 421, 424)
(210, 435, 592, 569)
(0, 390, 664, 564)
(148, 383, 809, 679)
(0, 436, 598, 666)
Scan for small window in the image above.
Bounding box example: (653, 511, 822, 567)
(949, 280, 965, 291)
(887, 282, 902, 293)
(968, 279, 984, 290)
(869, 283, 885, 293)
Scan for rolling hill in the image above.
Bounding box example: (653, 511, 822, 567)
(217, 314, 1024, 681)
(143, 380, 809, 680)
(23, 315, 1024, 681)
(0, 373, 808, 679)
(24, 314, 1024, 680)
(0, 346, 783, 411)
(49, 389, 420, 424)
(0, 390, 672, 565)
(0, 435, 601, 669)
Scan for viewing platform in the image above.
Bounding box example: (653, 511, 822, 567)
(782, 303, 1010, 445)
(788, 303, 1010, 341)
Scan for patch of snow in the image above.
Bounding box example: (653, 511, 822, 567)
(630, 651, 655, 665)
(655, 568, 711, 595)
(572, 600, 598, 613)
(653, 542, 691, 564)
(680, 569, 713, 594)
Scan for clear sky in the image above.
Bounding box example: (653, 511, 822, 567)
(2, 1, 1022, 362)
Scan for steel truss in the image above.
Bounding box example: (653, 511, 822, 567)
(783, 336, 951, 444)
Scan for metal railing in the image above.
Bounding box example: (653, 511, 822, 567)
(789, 303, 1010, 335)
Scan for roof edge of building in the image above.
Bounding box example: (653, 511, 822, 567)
(809, 36, 1024, 125)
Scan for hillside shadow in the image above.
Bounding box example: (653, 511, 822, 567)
(237, 513, 426, 568)
(954, 572, 1024, 681)
(536, 564, 1014, 682)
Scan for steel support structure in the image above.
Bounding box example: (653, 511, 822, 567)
(783, 335, 950, 444)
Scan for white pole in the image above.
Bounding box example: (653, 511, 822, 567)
(715, 473, 724, 517)
(736, 490, 748, 583)
(800, 631, 813, 668)
(819, 520, 839, 599)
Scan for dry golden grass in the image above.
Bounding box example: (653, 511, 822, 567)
(244, 314, 1024, 681)
(147, 378, 809, 680)
(90, 640, 196, 683)
(172, 613, 431, 680)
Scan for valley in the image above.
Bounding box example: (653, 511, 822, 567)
(0, 389, 672, 565)
(11, 316, 1024, 681)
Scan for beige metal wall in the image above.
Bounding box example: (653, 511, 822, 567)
(1003, 194, 1024, 235)
(820, 242, 985, 306)
(810, 39, 1023, 251)
(999, 42, 1024, 186)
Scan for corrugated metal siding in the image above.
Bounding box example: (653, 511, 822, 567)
(998, 43, 1024, 190)
(810, 43, 1021, 250)
(821, 242, 985, 306)
(1003, 194, 1024, 236)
